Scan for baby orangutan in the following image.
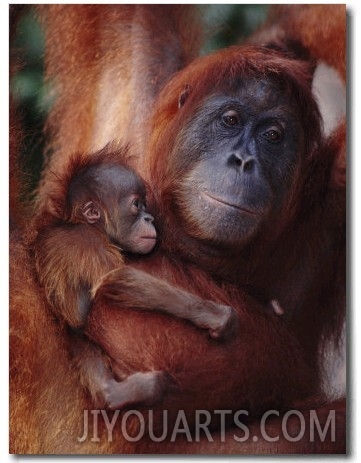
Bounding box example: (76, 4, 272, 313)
(32, 145, 237, 409)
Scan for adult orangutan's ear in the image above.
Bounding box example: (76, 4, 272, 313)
(178, 84, 192, 109)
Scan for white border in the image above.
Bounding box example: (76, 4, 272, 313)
(4, 1, 358, 462)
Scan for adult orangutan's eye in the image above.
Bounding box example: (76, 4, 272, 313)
(262, 128, 283, 143)
(222, 110, 240, 127)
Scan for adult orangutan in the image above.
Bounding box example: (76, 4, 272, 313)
(84, 43, 345, 451)
(10, 5, 346, 454)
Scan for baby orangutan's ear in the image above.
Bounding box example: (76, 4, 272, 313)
(82, 201, 101, 224)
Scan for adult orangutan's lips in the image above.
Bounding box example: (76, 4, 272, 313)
(202, 192, 258, 215)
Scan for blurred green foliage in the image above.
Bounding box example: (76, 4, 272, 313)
(10, 5, 268, 192)
(201, 4, 269, 53)
(11, 8, 46, 194)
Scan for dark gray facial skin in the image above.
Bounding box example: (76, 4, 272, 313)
(113, 191, 157, 255)
(172, 78, 305, 250)
(97, 166, 157, 254)
(72, 164, 157, 254)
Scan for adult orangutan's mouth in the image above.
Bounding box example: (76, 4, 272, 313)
(202, 192, 258, 216)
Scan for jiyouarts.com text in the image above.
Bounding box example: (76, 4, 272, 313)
(78, 408, 336, 443)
